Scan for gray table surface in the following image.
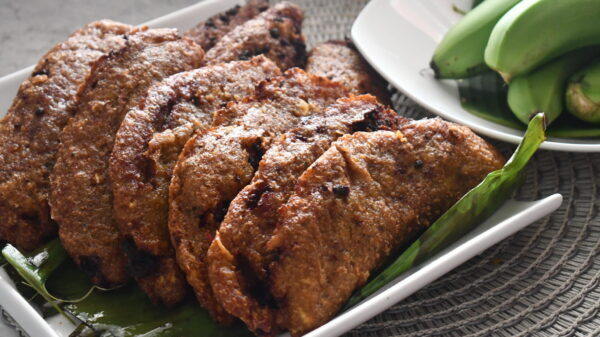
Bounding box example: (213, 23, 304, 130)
(0, 0, 201, 77)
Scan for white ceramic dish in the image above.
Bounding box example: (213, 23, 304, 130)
(351, 0, 600, 152)
(0, 1, 563, 336)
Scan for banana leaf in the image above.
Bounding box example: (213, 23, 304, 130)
(2, 241, 252, 337)
(2, 240, 70, 318)
(0, 242, 6, 265)
(459, 70, 600, 137)
(458, 71, 524, 129)
(472, 0, 486, 8)
(344, 113, 546, 309)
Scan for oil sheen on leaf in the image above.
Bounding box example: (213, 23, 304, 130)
(2, 241, 252, 337)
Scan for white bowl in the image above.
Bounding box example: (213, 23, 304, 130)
(351, 0, 600, 152)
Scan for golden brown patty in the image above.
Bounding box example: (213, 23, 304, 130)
(207, 95, 407, 334)
(109, 55, 281, 306)
(210, 119, 505, 336)
(184, 0, 269, 51)
(204, 1, 306, 70)
(50, 28, 204, 288)
(306, 40, 392, 106)
(0, 20, 133, 252)
(169, 68, 349, 324)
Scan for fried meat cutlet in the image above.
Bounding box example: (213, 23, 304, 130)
(168, 68, 349, 323)
(184, 0, 269, 51)
(204, 2, 306, 70)
(0, 20, 133, 252)
(306, 40, 392, 106)
(50, 28, 204, 287)
(207, 95, 407, 333)
(210, 119, 505, 336)
(109, 55, 281, 306)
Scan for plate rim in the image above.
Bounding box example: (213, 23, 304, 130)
(351, 0, 600, 152)
(306, 194, 563, 337)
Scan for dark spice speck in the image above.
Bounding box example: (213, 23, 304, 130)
(226, 5, 240, 16)
(246, 138, 264, 170)
(32, 69, 49, 77)
(257, 45, 270, 54)
(414, 160, 424, 168)
(269, 28, 280, 39)
(192, 96, 201, 107)
(246, 185, 271, 210)
(315, 125, 327, 134)
(35, 107, 44, 116)
(333, 185, 350, 198)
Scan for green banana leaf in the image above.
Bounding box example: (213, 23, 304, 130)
(2, 240, 70, 318)
(459, 71, 600, 138)
(344, 113, 546, 309)
(1, 242, 252, 337)
(472, 0, 486, 8)
(0, 242, 6, 265)
(458, 71, 524, 129)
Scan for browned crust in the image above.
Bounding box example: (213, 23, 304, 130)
(170, 125, 261, 324)
(211, 119, 504, 336)
(109, 55, 281, 306)
(169, 68, 349, 324)
(184, 0, 269, 51)
(207, 95, 407, 333)
(0, 20, 133, 252)
(50, 28, 204, 287)
(306, 40, 392, 106)
(204, 2, 306, 70)
(269, 121, 504, 336)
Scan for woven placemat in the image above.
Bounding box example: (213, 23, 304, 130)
(297, 0, 600, 336)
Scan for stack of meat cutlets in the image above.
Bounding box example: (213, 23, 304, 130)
(0, 1, 505, 336)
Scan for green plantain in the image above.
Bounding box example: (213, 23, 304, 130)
(566, 59, 600, 123)
(485, 0, 600, 83)
(430, 0, 520, 79)
(507, 47, 599, 125)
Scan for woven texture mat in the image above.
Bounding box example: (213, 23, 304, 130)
(297, 0, 600, 336)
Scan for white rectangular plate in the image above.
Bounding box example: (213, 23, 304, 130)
(351, 0, 600, 152)
(0, 1, 563, 336)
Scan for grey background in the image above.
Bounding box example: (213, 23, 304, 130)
(0, 0, 200, 77)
